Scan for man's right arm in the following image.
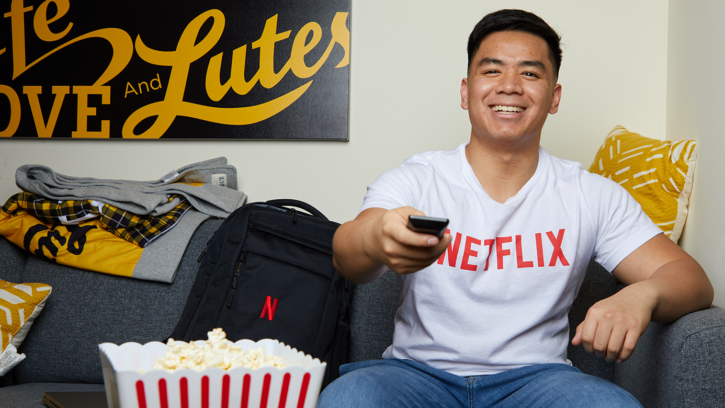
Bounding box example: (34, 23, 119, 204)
(332, 207, 452, 284)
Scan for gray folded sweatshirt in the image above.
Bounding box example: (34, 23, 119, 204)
(13, 157, 247, 283)
(15, 157, 246, 218)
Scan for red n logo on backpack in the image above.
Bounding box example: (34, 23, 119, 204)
(260, 296, 279, 321)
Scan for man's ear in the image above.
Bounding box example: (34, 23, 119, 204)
(460, 78, 469, 110)
(549, 83, 562, 114)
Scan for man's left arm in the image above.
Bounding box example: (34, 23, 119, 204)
(571, 233, 714, 363)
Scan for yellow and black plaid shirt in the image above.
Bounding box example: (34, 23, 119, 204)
(1, 192, 191, 248)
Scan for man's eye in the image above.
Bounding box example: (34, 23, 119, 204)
(523, 72, 539, 78)
(484, 70, 499, 75)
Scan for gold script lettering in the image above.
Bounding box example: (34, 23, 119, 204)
(4, 0, 34, 78)
(20, 29, 133, 86)
(33, 0, 73, 42)
(24, 85, 70, 138)
(72, 85, 110, 138)
(5, 0, 132, 86)
(0, 85, 22, 137)
(291, 13, 350, 77)
(124, 9, 327, 139)
(206, 12, 350, 101)
(253, 14, 292, 89)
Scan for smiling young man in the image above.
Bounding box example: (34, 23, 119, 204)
(318, 9, 713, 408)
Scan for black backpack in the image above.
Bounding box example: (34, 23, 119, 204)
(170, 199, 354, 387)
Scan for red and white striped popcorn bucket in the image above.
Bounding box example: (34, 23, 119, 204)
(99, 339, 326, 408)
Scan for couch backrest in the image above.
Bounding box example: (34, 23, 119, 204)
(0, 235, 28, 284)
(1, 219, 223, 385)
(347, 260, 618, 382)
(566, 260, 618, 381)
(1, 222, 619, 386)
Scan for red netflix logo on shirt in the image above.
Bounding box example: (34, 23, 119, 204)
(437, 228, 570, 271)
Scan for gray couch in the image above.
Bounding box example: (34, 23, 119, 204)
(1, 218, 724, 408)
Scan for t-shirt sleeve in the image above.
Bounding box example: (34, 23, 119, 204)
(359, 163, 426, 213)
(583, 172, 663, 272)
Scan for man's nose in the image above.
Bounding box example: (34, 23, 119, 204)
(495, 71, 523, 94)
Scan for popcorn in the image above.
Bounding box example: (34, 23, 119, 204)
(150, 328, 287, 373)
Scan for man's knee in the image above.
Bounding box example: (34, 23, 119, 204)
(565, 373, 642, 407)
(317, 367, 401, 407)
(517, 369, 642, 408)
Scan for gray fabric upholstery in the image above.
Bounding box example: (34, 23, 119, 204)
(615, 307, 725, 408)
(0, 235, 28, 284)
(348, 269, 400, 362)
(10, 219, 222, 385)
(567, 260, 617, 381)
(0, 237, 29, 389)
(346, 261, 619, 381)
(0, 383, 105, 408)
(3, 221, 725, 408)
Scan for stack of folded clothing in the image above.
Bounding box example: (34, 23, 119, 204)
(0, 157, 246, 283)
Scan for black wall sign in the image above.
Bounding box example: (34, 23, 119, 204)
(0, 0, 350, 140)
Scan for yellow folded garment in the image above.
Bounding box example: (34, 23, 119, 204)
(2, 192, 192, 248)
(0, 204, 141, 278)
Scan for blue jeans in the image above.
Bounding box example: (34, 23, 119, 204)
(317, 359, 642, 408)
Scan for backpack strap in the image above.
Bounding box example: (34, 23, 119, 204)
(265, 199, 328, 220)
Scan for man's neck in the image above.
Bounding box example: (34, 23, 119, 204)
(465, 137, 540, 203)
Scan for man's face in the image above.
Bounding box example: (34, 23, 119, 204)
(461, 30, 562, 147)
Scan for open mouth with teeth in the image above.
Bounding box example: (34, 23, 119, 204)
(491, 105, 526, 113)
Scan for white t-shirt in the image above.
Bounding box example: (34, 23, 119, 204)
(360, 143, 662, 376)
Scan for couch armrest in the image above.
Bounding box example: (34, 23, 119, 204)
(615, 306, 725, 408)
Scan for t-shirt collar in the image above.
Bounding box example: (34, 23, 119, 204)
(458, 143, 550, 205)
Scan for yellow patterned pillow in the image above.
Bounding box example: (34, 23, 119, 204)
(589, 125, 698, 243)
(0, 278, 52, 375)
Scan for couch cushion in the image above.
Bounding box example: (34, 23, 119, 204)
(348, 269, 399, 363)
(567, 260, 617, 381)
(347, 260, 617, 382)
(0, 236, 28, 284)
(11, 219, 222, 385)
(0, 382, 105, 408)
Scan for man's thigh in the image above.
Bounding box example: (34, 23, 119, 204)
(317, 359, 464, 408)
(317, 361, 642, 408)
(489, 364, 642, 408)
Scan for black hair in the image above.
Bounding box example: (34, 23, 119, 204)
(467, 9, 562, 79)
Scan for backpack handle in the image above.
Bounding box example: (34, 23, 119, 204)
(266, 199, 328, 221)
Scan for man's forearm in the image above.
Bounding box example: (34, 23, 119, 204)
(633, 258, 714, 323)
(332, 207, 452, 284)
(332, 218, 388, 284)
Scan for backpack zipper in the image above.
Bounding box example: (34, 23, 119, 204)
(287, 207, 298, 224)
(197, 233, 216, 263)
(227, 259, 243, 308)
(217, 257, 244, 326)
(183, 209, 242, 341)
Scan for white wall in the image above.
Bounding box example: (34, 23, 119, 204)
(668, 0, 725, 307)
(0, 1, 669, 225)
